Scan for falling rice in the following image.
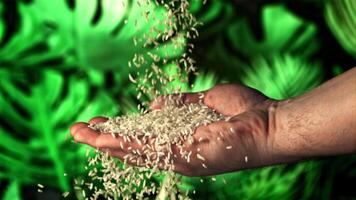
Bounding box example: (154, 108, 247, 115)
(75, 0, 221, 199)
(85, 101, 225, 199)
(196, 153, 206, 161)
(62, 192, 70, 198)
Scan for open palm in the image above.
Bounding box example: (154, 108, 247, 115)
(71, 84, 281, 176)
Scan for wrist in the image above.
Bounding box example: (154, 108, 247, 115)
(265, 99, 303, 165)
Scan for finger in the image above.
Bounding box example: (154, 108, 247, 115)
(100, 148, 126, 160)
(71, 123, 101, 145)
(149, 92, 205, 110)
(174, 164, 200, 177)
(102, 145, 190, 171)
(77, 127, 150, 151)
(104, 149, 148, 167)
(89, 116, 108, 124)
(70, 118, 107, 137)
(70, 122, 90, 137)
(172, 163, 187, 174)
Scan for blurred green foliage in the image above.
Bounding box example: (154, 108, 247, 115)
(240, 55, 323, 99)
(0, 69, 118, 192)
(325, 0, 356, 58)
(2, 181, 21, 200)
(227, 5, 319, 58)
(0, 0, 355, 199)
(182, 162, 320, 200)
(0, 0, 182, 72)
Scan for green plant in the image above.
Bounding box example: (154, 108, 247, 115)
(325, 0, 356, 57)
(0, 69, 118, 195)
(189, 0, 234, 40)
(0, 0, 182, 71)
(184, 163, 320, 200)
(1, 181, 21, 200)
(190, 3, 321, 83)
(163, 63, 218, 93)
(227, 4, 319, 58)
(240, 55, 323, 99)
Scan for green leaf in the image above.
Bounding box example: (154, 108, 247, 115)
(325, 0, 356, 57)
(190, 71, 218, 92)
(162, 63, 218, 93)
(190, 0, 234, 39)
(0, 0, 183, 71)
(227, 4, 319, 58)
(182, 162, 319, 200)
(240, 55, 324, 100)
(1, 181, 21, 200)
(0, 69, 118, 191)
(0, 3, 4, 41)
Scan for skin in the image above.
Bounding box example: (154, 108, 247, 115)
(70, 67, 356, 177)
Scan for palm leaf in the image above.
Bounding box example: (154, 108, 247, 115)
(227, 4, 319, 58)
(0, 0, 183, 71)
(325, 0, 356, 57)
(0, 69, 118, 191)
(162, 63, 218, 93)
(190, 0, 235, 40)
(190, 71, 218, 92)
(181, 162, 320, 200)
(240, 55, 323, 100)
(1, 181, 21, 200)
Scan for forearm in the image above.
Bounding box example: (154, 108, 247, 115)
(272, 67, 356, 159)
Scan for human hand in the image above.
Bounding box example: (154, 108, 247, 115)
(70, 84, 285, 176)
(149, 84, 284, 176)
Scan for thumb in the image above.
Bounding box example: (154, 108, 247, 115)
(149, 92, 205, 110)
